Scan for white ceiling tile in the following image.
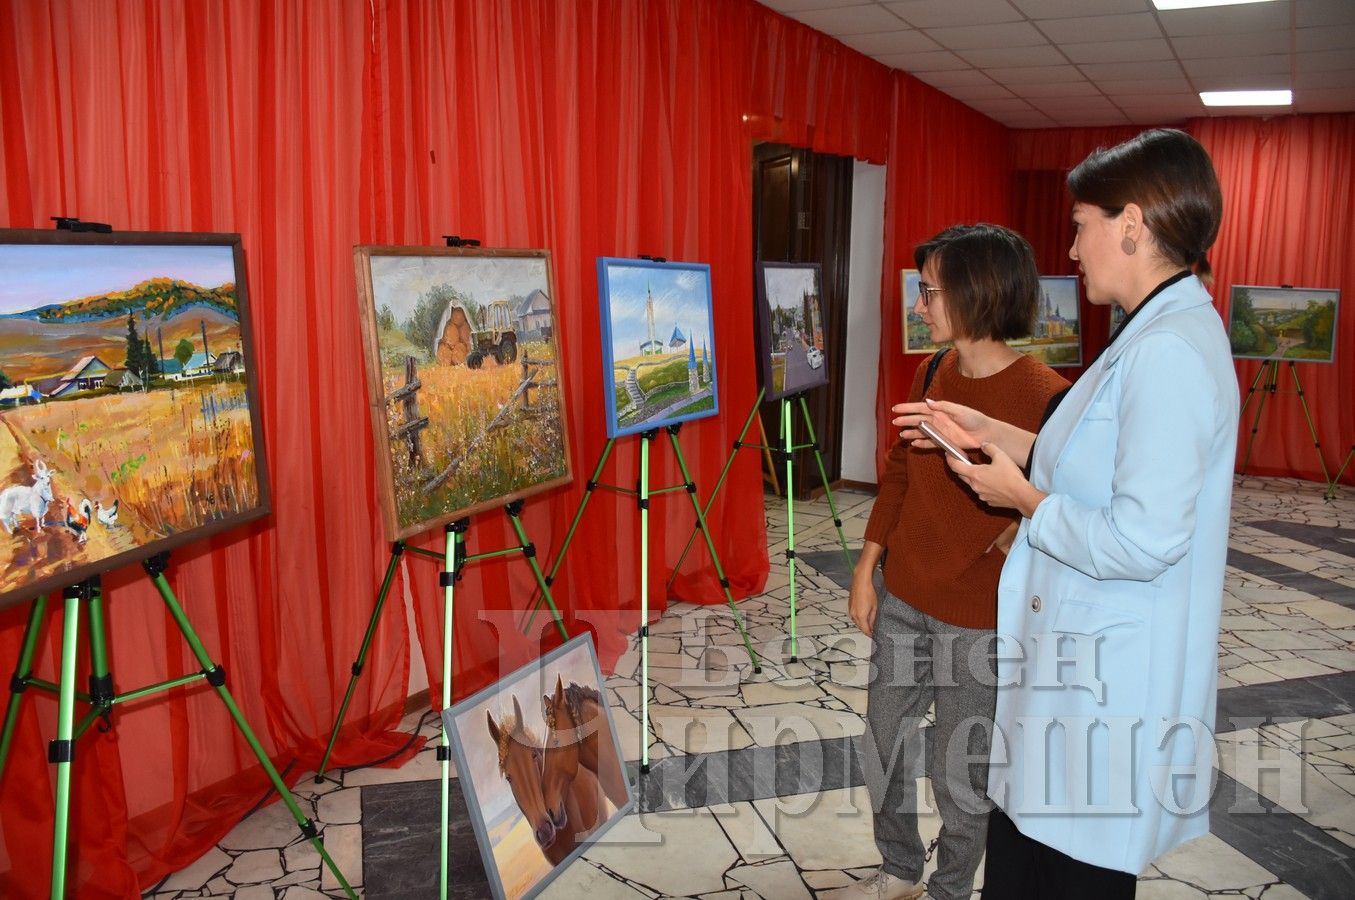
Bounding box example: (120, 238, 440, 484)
(1125, 110, 1183, 125)
(1294, 86, 1355, 112)
(1031, 95, 1121, 114)
(1078, 59, 1187, 81)
(1113, 96, 1207, 115)
(883, 0, 1023, 28)
(1183, 54, 1289, 80)
(1296, 0, 1355, 28)
(1299, 49, 1355, 73)
(944, 83, 1020, 101)
(1037, 13, 1164, 44)
(1002, 113, 1061, 129)
(1171, 31, 1290, 59)
(912, 68, 1000, 88)
(1296, 26, 1355, 52)
(1061, 38, 1175, 64)
(882, 49, 973, 71)
(964, 97, 1040, 114)
(757, 0, 873, 12)
(1159, 4, 1293, 38)
(1190, 71, 1291, 91)
(986, 64, 1085, 85)
(837, 29, 942, 55)
(1296, 69, 1355, 89)
(788, 3, 905, 35)
(1010, 0, 1146, 17)
(956, 44, 1068, 67)
(921, 21, 1048, 49)
(1050, 111, 1132, 126)
(1017, 80, 1103, 98)
(1093, 77, 1195, 95)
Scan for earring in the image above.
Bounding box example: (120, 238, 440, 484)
(1121, 236, 1137, 255)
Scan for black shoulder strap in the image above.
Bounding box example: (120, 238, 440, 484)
(923, 347, 950, 396)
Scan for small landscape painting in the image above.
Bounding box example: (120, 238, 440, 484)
(756, 262, 828, 401)
(1228, 285, 1339, 364)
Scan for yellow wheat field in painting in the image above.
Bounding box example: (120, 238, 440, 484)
(0, 382, 259, 595)
(383, 344, 567, 533)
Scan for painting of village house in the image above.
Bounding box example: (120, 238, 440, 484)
(597, 258, 719, 438)
(1228, 285, 1339, 363)
(443, 634, 633, 900)
(354, 247, 572, 541)
(0, 231, 269, 609)
(1007, 275, 1082, 367)
(756, 262, 828, 401)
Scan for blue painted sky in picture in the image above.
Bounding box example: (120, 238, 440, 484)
(604, 264, 713, 356)
(0, 244, 235, 312)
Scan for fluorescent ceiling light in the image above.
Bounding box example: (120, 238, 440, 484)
(1200, 89, 1292, 107)
(1153, 0, 1277, 9)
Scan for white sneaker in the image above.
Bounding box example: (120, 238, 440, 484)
(820, 867, 925, 900)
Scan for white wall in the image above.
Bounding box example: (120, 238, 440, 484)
(841, 160, 886, 486)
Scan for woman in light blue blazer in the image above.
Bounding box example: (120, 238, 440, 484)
(894, 129, 1239, 898)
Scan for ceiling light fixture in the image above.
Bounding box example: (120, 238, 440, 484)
(1199, 89, 1292, 106)
(1152, 0, 1277, 9)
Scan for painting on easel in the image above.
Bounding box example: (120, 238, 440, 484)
(443, 634, 633, 900)
(756, 262, 828, 401)
(1228, 285, 1339, 363)
(0, 230, 271, 610)
(597, 258, 719, 438)
(354, 247, 573, 541)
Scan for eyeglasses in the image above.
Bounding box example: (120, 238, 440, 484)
(917, 283, 944, 308)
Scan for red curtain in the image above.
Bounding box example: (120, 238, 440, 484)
(1009, 115, 1355, 485)
(874, 74, 1014, 476)
(0, 1, 905, 894)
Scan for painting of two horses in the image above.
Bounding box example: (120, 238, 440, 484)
(354, 247, 573, 541)
(443, 635, 632, 900)
(0, 231, 269, 609)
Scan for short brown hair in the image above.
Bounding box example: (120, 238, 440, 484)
(913, 223, 1040, 342)
(1067, 128, 1223, 281)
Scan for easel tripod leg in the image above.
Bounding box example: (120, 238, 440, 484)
(144, 558, 358, 900)
(439, 522, 466, 900)
(1239, 362, 1276, 475)
(798, 395, 854, 569)
(1288, 362, 1335, 490)
(49, 584, 82, 900)
(783, 399, 798, 662)
(640, 433, 652, 774)
(0, 592, 48, 778)
(318, 542, 406, 781)
(506, 504, 569, 642)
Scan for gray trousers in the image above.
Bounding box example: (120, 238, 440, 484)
(861, 584, 997, 900)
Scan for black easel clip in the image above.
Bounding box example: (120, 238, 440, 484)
(51, 216, 112, 233)
(638, 255, 668, 264)
(444, 235, 481, 248)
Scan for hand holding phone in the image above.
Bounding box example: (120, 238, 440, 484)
(917, 419, 972, 466)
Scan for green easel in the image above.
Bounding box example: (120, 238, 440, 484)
(1238, 360, 1334, 492)
(0, 553, 358, 900)
(526, 423, 761, 773)
(669, 388, 854, 662)
(315, 501, 569, 900)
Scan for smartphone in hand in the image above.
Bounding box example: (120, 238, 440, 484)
(917, 420, 972, 466)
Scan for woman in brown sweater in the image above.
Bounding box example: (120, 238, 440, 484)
(830, 224, 1066, 900)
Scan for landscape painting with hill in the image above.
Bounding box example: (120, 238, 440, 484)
(355, 247, 572, 540)
(1229, 285, 1339, 364)
(0, 231, 269, 609)
(597, 258, 718, 438)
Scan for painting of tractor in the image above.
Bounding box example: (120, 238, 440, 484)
(435, 299, 519, 369)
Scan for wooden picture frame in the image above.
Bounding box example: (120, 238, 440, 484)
(354, 246, 574, 541)
(755, 262, 829, 401)
(0, 229, 272, 611)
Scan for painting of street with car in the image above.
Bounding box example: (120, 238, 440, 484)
(0, 232, 268, 609)
(757, 262, 828, 400)
(443, 635, 633, 900)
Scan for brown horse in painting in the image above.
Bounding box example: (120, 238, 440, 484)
(486, 696, 558, 854)
(541, 676, 628, 809)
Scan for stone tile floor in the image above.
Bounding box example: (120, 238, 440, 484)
(144, 476, 1355, 898)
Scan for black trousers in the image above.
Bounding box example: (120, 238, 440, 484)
(981, 809, 1137, 899)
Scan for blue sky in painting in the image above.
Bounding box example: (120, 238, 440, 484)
(1039, 276, 1078, 321)
(603, 263, 713, 358)
(0, 244, 236, 314)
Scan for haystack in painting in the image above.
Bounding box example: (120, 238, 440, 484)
(356, 248, 573, 540)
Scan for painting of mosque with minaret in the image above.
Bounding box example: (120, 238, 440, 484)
(1006, 275, 1082, 368)
(596, 258, 718, 438)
